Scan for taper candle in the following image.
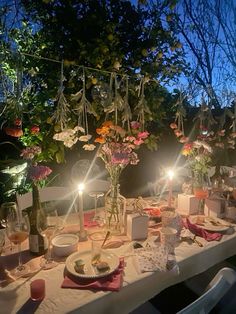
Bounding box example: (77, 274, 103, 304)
(78, 183, 87, 241)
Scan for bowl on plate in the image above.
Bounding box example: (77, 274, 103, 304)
(52, 234, 78, 257)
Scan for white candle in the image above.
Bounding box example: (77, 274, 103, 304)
(78, 183, 87, 241)
(167, 170, 174, 207)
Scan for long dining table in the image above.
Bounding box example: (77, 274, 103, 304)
(1, 209, 236, 314)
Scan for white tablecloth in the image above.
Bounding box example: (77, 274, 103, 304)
(1, 225, 236, 314)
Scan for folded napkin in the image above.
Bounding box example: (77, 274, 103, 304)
(84, 212, 99, 228)
(61, 259, 124, 292)
(185, 218, 222, 241)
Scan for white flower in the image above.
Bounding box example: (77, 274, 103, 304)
(193, 140, 212, 153)
(79, 134, 92, 142)
(83, 144, 96, 151)
(53, 125, 86, 148)
(74, 126, 85, 133)
(64, 138, 78, 148)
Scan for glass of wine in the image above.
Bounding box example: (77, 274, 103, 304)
(88, 191, 105, 224)
(6, 207, 30, 277)
(37, 209, 62, 269)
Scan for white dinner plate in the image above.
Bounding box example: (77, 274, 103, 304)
(190, 216, 230, 232)
(201, 223, 229, 232)
(65, 250, 119, 279)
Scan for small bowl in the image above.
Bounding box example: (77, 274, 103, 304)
(52, 234, 78, 257)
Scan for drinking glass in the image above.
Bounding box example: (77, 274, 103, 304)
(37, 209, 62, 269)
(6, 206, 30, 277)
(88, 191, 105, 224)
(0, 231, 5, 255)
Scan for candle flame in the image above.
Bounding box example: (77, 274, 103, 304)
(167, 169, 174, 180)
(78, 183, 85, 192)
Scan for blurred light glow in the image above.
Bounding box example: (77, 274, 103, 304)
(78, 183, 85, 192)
(167, 169, 174, 180)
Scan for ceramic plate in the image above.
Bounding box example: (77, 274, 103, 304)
(190, 216, 230, 232)
(65, 250, 119, 279)
(202, 218, 230, 232)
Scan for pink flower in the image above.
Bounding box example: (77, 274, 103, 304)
(137, 131, 149, 139)
(28, 165, 52, 181)
(21, 146, 42, 160)
(30, 125, 40, 134)
(131, 121, 141, 129)
(111, 152, 130, 165)
(134, 138, 144, 145)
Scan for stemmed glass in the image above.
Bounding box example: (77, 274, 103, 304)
(5, 207, 30, 277)
(0, 232, 5, 256)
(37, 209, 62, 270)
(88, 191, 105, 224)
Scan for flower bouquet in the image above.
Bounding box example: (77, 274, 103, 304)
(182, 140, 212, 201)
(95, 121, 149, 233)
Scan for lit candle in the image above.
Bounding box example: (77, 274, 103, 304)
(167, 170, 174, 207)
(78, 183, 87, 241)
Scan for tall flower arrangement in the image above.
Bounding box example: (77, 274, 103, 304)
(20, 122, 52, 189)
(95, 120, 149, 181)
(95, 120, 149, 232)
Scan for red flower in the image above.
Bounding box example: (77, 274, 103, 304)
(14, 118, 22, 126)
(30, 125, 40, 134)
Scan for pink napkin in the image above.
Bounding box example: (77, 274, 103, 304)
(61, 259, 124, 292)
(185, 218, 222, 241)
(84, 211, 99, 228)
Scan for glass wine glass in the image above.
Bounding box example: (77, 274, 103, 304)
(6, 207, 30, 277)
(0, 231, 5, 256)
(88, 191, 105, 224)
(37, 209, 62, 270)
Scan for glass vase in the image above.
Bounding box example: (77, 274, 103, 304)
(105, 183, 126, 235)
(193, 172, 209, 199)
(192, 172, 209, 215)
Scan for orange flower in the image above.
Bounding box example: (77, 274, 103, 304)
(102, 121, 113, 127)
(182, 143, 193, 156)
(95, 137, 106, 144)
(96, 126, 110, 135)
(5, 127, 23, 137)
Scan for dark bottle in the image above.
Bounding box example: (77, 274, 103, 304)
(29, 183, 47, 256)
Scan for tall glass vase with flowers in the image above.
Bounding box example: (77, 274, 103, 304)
(182, 140, 212, 213)
(95, 121, 149, 234)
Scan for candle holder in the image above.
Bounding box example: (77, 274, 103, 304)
(77, 183, 87, 241)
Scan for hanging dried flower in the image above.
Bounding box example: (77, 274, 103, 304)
(30, 125, 40, 134)
(5, 126, 23, 138)
(215, 142, 224, 149)
(217, 130, 225, 137)
(174, 129, 183, 137)
(170, 122, 178, 129)
(83, 144, 96, 151)
(14, 118, 22, 126)
(179, 136, 189, 143)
